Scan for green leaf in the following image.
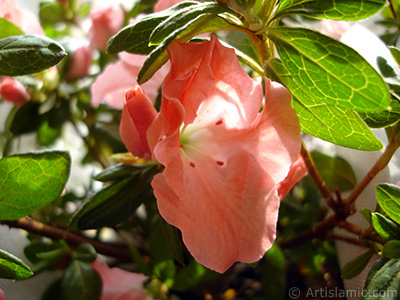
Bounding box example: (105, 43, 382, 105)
(376, 183, 400, 224)
(149, 1, 231, 46)
(160, 217, 184, 266)
(72, 244, 97, 264)
(341, 249, 374, 279)
(92, 163, 152, 182)
(0, 249, 33, 280)
(262, 244, 286, 300)
(358, 94, 400, 128)
(266, 27, 390, 112)
(69, 167, 157, 230)
(106, 1, 199, 55)
(377, 56, 398, 78)
(310, 151, 357, 191)
(389, 46, 400, 68)
(383, 240, 400, 259)
(371, 212, 400, 241)
(0, 18, 24, 40)
(0, 151, 71, 220)
(268, 58, 383, 150)
(0, 35, 66, 76)
(274, 0, 387, 21)
(39, 2, 67, 26)
(61, 260, 102, 300)
(362, 258, 400, 300)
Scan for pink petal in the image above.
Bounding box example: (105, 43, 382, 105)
(120, 86, 157, 159)
(277, 154, 308, 200)
(0, 77, 31, 106)
(91, 260, 150, 300)
(0, 288, 4, 300)
(153, 0, 189, 12)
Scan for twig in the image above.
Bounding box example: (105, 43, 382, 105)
(1, 217, 133, 262)
(325, 233, 365, 247)
(388, 0, 399, 22)
(300, 142, 338, 210)
(337, 220, 387, 245)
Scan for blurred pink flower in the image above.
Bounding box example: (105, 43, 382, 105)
(91, 51, 168, 110)
(66, 46, 92, 81)
(120, 36, 302, 273)
(320, 20, 352, 40)
(0, 0, 44, 35)
(154, 0, 188, 12)
(0, 77, 31, 106)
(91, 260, 151, 300)
(89, 3, 125, 51)
(0, 288, 4, 300)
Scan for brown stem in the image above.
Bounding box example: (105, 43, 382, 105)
(344, 133, 400, 211)
(325, 233, 365, 247)
(1, 218, 133, 262)
(300, 142, 338, 210)
(279, 214, 340, 249)
(388, 0, 399, 22)
(337, 221, 387, 245)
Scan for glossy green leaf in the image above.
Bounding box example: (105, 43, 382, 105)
(358, 94, 400, 128)
(0, 18, 24, 40)
(0, 151, 71, 220)
(92, 163, 153, 182)
(311, 151, 357, 191)
(376, 183, 400, 224)
(268, 58, 383, 150)
(0, 249, 33, 280)
(149, 1, 231, 46)
(383, 240, 400, 259)
(362, 258, 400, 300)
(61, 260, 102, 300)
(274, 0, 386, 21)
(106, 1, 198, 55)
(267, 27, 390, 112)
(371, 213, 400, 241)
(0, 35, 66, 76)
(69, 167, 157, 230)
(341, 249, 374, 279)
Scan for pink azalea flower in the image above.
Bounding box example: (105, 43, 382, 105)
(0, 288, 4, 300)
(320, 20, 352, 40)
(153, 0, 189, 12)
(277, 154, 307, 200)
(91, 52, 169, 109)
(89, 2, 125, 51)
(0, 77, 31, 106)
(91, 260, 151, 300)
(66, 46, 92, 81)
(0, 0, 44, 35)
(120, 36, 302, 273)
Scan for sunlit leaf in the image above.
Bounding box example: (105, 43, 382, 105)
(376, 183, 400, 224)
(0, 151, 71, 220)
(267, 27, 390, 112)
(0, 18, 24, 39)
(0, 249, 33, 280)
(371, 212, 400, 241)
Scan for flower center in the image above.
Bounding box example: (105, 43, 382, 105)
(179, 120, 225, 168)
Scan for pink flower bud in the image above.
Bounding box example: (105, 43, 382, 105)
(0, 77, 31, 106)
(89, 3, 124, 51)
(66, 46, 92, 81)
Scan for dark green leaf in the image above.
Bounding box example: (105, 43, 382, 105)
(311, 151, 357, 191)
(69, 167, 157, 230)
(358, 94, 400, 128)
(389, 46, 400, 67)
(72, 244, 97, 263)
(149, 1, 231, 46)
(9, 102, 43, 135)
(274, 0, 387, 21)
(383, 240, 400, 259)
(41, 278, 63, 300)
(106, 1, 199, 55)
(364, 257, 390, 288)
(160, 217, 184, 265)
(362, 258, 400, 300)
(93, 163, 147, 182)
(268, 58, 383, 150)
(360, 208, 372, 224)
(0, 249, 33, 280)
(39, 2, 67, 26)
(377, 56, 398, 78)
(267, 27, 390, 112)
(0, 18, 24, 39)
(61, 260, 102, 300)
(0, 151, 71, 220)
(341, 249, 374, 279)
(371, 212, 400, 241)
(376, 183, 400, 224)
(0, 35, 66, 76)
